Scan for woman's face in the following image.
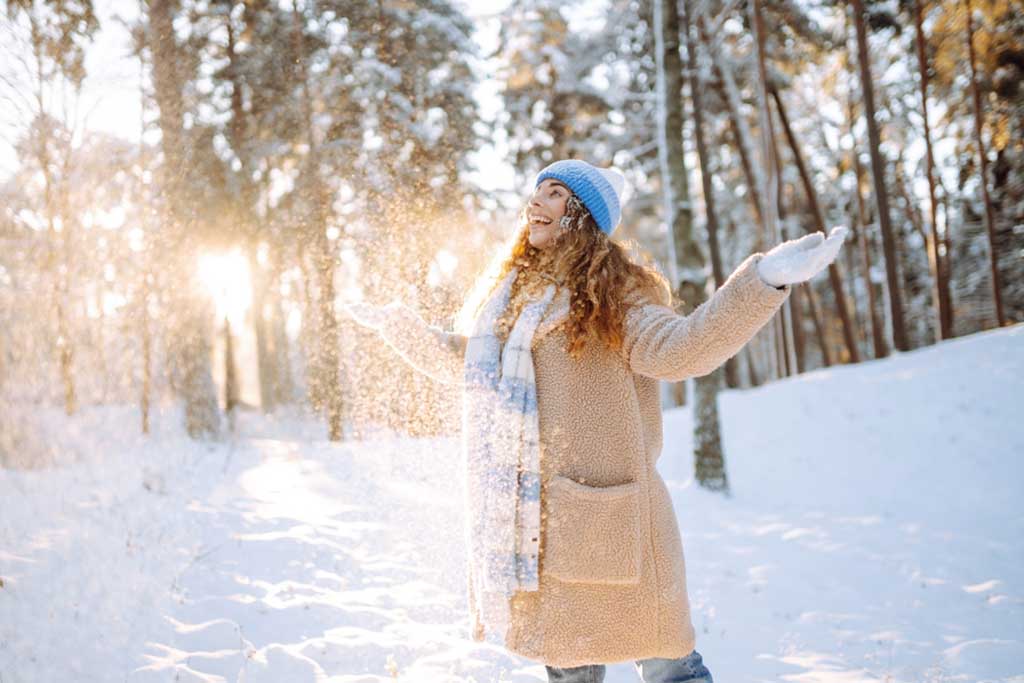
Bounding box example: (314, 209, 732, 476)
(526, 178, 570, 250)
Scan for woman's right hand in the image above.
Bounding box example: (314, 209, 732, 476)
(341, 300, 465, 384)
(340, 301, 390, 331)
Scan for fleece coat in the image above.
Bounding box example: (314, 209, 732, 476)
(377, 252, 790, 668)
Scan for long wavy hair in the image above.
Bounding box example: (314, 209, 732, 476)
(456, 192, 674, 359)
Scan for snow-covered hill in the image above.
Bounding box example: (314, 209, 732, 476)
(1, 324, 1021, 682)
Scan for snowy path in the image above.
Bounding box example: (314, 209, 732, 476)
(1, 325, 1022, 682)
(126, 429, 546, 683)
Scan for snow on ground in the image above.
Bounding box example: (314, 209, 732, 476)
(1, 324, 1021, 682)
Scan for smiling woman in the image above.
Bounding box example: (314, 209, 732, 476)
(339, 158, 846, 679)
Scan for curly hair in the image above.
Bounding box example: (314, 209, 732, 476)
(486, 192, 674, 359)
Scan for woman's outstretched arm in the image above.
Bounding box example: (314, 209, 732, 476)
(342, 301, 466, 385)
(621, 253, 789, 382)
(621, 226, 847, 382)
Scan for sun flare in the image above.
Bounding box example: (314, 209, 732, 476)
(197, 250, 252, 327)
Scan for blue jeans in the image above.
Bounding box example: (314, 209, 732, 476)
(545, 649, 713, 683)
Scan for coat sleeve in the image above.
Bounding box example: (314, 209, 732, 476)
(377, 302, 466, 385)
(621, 253, 790, 382)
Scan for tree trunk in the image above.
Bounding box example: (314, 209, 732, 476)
(769, 107, 798, 376)
(843, 218, 866, 353)
(292, 0, 343, 440)
(939, 199, 955, 336)
(137, 18, 152, 435)
(749, 0, 793, 381)
(250, 246, 275, 412)
(226, 13, 276, 412)
(148, 0, 220, 438)
(769, 85, 861, 362)
(940, 193, 955, 334)
(298, 243, 320, 408)
(179, 302, 221, 439)
(224, 316, 239, 432)
(270, 271, 294, 405)
(140, 271, 153, 435)
(657, 0, 728, 492)
(790, 284, 807, 373)
(653, 0, 693, 407)
(836, 209, 867, 355)
(55, 281, 75, 415)
(913, 0, 953, 341)
(848, 0, 909, 351)
(693, 368, 727, 492)
(839, 18, 876, 358)
(682, 0, 739, 388)
(847, 84, 889, 359)
(744, 346, 762, 386)
(698, 17, 766, 249)
(964, 0, 1006, 327)
(27, 12, 77, 416)
(802, 283, 833, 367)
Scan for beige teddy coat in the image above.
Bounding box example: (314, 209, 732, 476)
(377, 252, 790, 668)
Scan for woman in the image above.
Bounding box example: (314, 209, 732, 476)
(343, 159, 846, 683)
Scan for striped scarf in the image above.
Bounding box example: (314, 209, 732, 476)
(463, 266, 557, 644)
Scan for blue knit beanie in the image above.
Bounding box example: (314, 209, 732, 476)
(534, 159, 627, 235)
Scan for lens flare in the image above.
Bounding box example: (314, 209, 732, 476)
(197, 250, 252, 328)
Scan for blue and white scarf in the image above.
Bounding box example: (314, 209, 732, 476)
(463, 266, 557, 644)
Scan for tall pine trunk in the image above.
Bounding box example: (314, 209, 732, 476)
(137, 37, 152, 434)
(964, 0, 1006, 327)
(224, 316, 239, 432)
(698, 17, 766, 247)
(769, 85, 861, 362)
(698, 18, 781, 381)
(26, 11, 77, 416)
(656, 0, 728, 493)
(225, 12, 277, 412)
(769, 112, 799, 376)
(749, 0, 794, 382)
(269, 266, 295, 406)
(148, 0, 220, 438)
(913, 0, 953, 340)
(140, 271, 152, 435)
(681, 0, 739, 388)
(843, 43, 889, 359)
(292, 0, 343, 440)
(849, 0, 910, 351)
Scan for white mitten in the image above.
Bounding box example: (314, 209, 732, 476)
(757, 226, 848, 287)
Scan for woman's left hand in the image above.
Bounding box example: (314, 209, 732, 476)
(756, 226, 848, 288)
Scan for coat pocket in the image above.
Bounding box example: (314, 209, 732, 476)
(542, 474, 644, 585)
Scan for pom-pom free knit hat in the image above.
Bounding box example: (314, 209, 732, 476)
(534, 159, 626, 235)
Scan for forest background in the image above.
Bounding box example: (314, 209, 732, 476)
(0, 0, 1021, 461)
